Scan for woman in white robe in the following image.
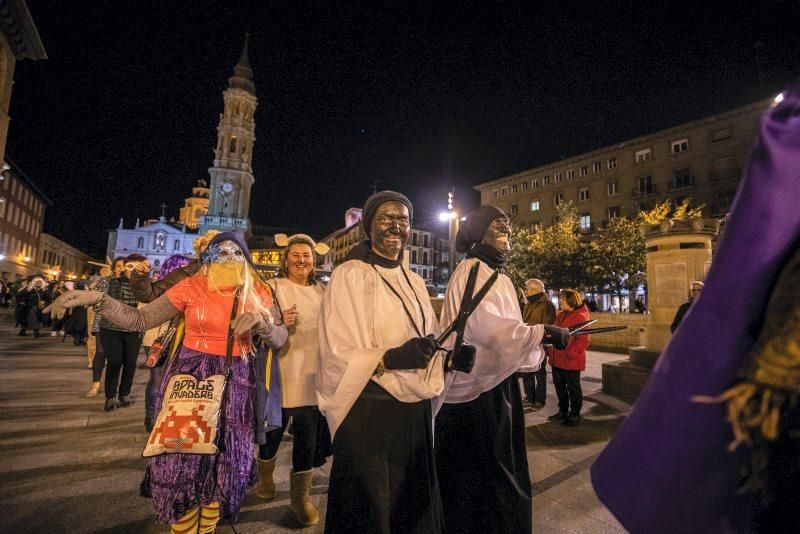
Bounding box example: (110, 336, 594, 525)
(317, 192, 445, 534)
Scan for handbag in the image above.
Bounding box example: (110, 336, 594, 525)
(145, 316, 185, 368)
(142, 288, 240, 457)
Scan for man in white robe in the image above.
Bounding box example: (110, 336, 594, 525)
(434, 205, 569, 534)
(318, 191, 448, 534)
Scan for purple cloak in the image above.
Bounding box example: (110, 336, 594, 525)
(591, 84, 800, 533)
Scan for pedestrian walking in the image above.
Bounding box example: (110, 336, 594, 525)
(17, 275, 48, 337)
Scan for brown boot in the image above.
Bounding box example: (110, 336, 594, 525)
(84, 382, 100, 398)
(255, 456, 277, 500)
(290, 470, 319, 526)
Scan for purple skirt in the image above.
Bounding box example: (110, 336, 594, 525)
(146, 346, 257, 524)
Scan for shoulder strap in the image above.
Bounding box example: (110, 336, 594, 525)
(225, 287, 242, 370)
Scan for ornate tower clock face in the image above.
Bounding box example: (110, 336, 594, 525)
(219, 181, 234, 195)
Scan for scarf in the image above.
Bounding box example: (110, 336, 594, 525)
(527, 292, 546, 304)
(345, 240, 403, 269)
(465, 242, 507, 271)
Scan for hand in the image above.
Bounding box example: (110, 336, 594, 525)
(134, 260, 151, 275)
(543, 325, 570, 350)
(447, 343, 476, 373)
(230, 312, 270, 336)
(383, 336, 437, 370)
(282, 304, 299, 327)
(62, 290, 103, 309)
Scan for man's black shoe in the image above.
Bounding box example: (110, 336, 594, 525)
(563, 416, 581, 427)
(118, 396, 135, 408)
(531, 401, 545, 411)
(104, 398, 118, 412)
(548, 412, 566, 421)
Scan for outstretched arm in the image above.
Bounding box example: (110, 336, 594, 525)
(63, 290, 179, 332)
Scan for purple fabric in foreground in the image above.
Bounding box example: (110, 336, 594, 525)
(591, 85, 800, 533)
(146, 346, 258, 524)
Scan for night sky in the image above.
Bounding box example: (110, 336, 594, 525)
(8, 0, 800, 257)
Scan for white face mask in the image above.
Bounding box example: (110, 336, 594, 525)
(206, 240, 246, 264)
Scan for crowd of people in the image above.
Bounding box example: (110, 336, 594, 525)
(23, 191, 582, 534)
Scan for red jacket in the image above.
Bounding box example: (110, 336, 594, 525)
(548, 304, 591, 371)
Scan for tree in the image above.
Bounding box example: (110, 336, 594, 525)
(507, 202, 589, 290)
(588, 217, 646, 306)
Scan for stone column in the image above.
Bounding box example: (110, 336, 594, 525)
(602, 218, 719, 402)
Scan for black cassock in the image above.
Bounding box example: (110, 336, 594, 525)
(435, 374, 531, 534)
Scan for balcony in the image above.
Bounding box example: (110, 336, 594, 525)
(709, 168, 740, 183)
(667, 175, 696, 191)
(631, 184, 658, 198)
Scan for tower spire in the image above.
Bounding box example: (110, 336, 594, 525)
(228, 33, 255, 94)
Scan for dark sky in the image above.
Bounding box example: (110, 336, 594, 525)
(8, 0, 800, 257)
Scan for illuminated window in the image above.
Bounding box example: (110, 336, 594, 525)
(530, 199, 540, 211)
(580, 214, 591, 230)
(635, 148, 652, 162)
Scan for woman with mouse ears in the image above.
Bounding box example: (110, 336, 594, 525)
(254, 232, 331, 527)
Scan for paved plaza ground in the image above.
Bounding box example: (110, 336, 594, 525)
(0, 308, 628, 533)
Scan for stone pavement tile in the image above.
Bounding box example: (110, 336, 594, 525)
(538, 469, 624, 530)
(528, 450, 574, 484)
(534, 492, 626, 534)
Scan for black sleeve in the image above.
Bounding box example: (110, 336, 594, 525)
(670, 303, 689, 333)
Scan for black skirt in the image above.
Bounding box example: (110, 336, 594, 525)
(325, 380, 443, 534)
(435, 374, 532, 534)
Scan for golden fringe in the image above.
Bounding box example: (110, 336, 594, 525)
(692, 382, 785, 451)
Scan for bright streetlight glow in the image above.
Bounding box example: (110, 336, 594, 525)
(439, 211, 457, 221)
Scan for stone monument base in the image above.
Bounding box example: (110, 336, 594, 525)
(601, 346, 660, 404)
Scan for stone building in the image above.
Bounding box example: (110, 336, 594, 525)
(106, 216, 196, 270)
(200, 36, 257, 236)
(0, 160, 49, 279)
(475, 97, 770, 231)
(178, 179, 209, 230)
(38, 233, 97, 280)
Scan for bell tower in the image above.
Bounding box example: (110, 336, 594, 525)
(201, 35, 258, 235)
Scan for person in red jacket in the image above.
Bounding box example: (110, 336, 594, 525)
(547, 288, 591, 427)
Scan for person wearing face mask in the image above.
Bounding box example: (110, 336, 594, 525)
(92, 254, 145, 412)
(62, 232, 288, 533)
(434, 205, 570, 534)
(318, 191, 464, 533)
(253, 233, 330, 526)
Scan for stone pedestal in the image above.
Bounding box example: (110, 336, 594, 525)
(601, 218, 719, 402)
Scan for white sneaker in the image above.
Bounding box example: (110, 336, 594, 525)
(58, 331, 65, 336)
(50, 331, 58, 337)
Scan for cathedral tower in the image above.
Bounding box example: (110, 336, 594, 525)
(200, 36, 258, 235)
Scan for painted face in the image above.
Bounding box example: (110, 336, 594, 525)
(31, 277, 45, 289)
(205, 240, 246, 264)
(113, 260, 126, 277)
(285, 243, 314, 282)
(481, 216, 512, 253)
(369, 201, 411, 260)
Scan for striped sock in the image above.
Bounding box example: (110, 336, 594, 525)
(170, 507, 199, 534)
(198, 502, 220, 533)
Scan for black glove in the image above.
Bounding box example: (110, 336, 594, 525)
(543, 325, 570, 350)
(383, 336, 437, 370)
(446, 343, 476, 373)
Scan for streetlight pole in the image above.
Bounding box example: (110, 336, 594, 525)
(448, 212, 458, 277)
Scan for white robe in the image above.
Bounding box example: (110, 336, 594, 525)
(435, 257, 545, 410)
(317, 260, 444, 438)
(269, 278, 324, 408)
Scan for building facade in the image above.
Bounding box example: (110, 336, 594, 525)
(38, 233, 96, 279)
(475, 98, 769, 232)
(200, 37, 257, 236)
(317, 207, 445, 284)
(107, 217, 197, 270)
(0, 161, 49, 279)
(178, 179, 209, 230)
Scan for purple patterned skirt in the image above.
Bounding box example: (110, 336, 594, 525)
(145, 346, 257, 524)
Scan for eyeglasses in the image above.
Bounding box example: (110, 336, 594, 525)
(375, 215, 411, 227)
(491, 218, 512, 229)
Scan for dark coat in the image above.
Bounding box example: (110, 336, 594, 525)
(670, 300, 692, 333)
(522, 293, 556, 326)
(129, 260, 201, 303)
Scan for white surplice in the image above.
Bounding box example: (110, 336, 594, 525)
(434, 257, 545, 411)
(269, 278, 324, 408)
(317, 260, 444, 437)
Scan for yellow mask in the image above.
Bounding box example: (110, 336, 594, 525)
(208, 262, 245, 289)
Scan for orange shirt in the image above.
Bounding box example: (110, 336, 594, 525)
(166, 276, 273, 357)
